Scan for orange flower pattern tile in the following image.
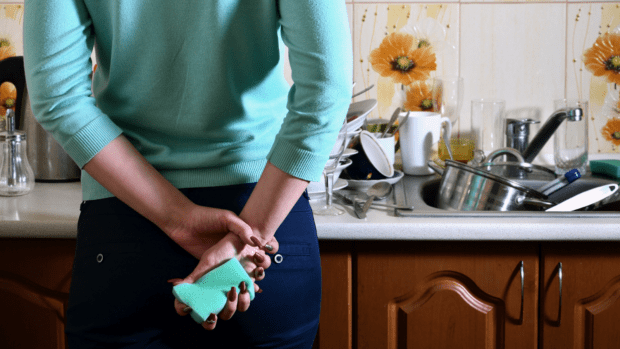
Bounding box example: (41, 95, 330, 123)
(583, 32, 620, 85)
(369, 32, 436, 86)
(602, 117, 620, 146)
(403, 80, 434, 112)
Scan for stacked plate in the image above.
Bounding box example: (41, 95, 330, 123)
(307, 99, 377, 197)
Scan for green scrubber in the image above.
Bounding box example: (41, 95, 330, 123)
(172, 258, 255, 324)
(590, 160, 620, 179)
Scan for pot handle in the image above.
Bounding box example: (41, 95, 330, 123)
(427, 160, 444, 176)
(518, 196, 555, 208)
(486, 147, 525, 163)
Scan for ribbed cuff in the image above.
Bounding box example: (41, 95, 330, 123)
(267, 137, 327, 182)
(63, 116, 124, 168)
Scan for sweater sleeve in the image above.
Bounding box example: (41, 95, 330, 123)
(23, 0, 122, 168)
(267, 0, 353, 182)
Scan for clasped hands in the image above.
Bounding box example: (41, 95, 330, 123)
(166, 205, 278, 330)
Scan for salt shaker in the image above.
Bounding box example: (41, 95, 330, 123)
(0, 109, 34, 196)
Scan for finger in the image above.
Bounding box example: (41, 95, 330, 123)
(265, 237, 279, 254)
(237, 281, 251, 312)
(252, 251, 271, 270)
(218, 287, 238, 321)
(251, 236, 279, 254)
(253, 266, 265, 281)
(254, 283, 263, 294)
(202, 314, 217, 330)
(174, 299, 192, 316)
(167, 278, 184, 286)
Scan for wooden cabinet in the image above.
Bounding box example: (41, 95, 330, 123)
(355, 241, 539, 349)
(540, 242, 620, 348)
(3, 239, 620, 349)
(349, 241, 620, 349)
(0, 239, 75, 349)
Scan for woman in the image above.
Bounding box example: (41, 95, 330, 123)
(23, 0, 352, 348)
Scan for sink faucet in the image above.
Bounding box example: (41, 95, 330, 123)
(508, 107, 583, 164)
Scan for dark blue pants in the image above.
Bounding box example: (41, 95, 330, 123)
(66, 183, 322, 348)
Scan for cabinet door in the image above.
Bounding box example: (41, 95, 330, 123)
(356, 241, 539, 349)
(541, 242, 620, 349)
(314, 241, 353, 349)
(0, 238, 75, 349)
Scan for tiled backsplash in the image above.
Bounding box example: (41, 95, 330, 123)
(2, 1, 619, 162)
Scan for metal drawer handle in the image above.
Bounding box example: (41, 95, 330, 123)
(520, 261, 524, 312)
(558, 262, 563, 325)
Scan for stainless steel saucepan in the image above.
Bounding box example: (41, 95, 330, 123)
(427, 159, 553, 211)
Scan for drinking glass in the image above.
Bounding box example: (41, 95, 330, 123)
(313, 120, 348, 216)
(470, 98, 506, 155)
(553, 99, 588, 175)
(431, 76, 464, 126)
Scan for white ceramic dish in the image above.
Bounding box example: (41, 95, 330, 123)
(340, 148, 359, 159)
(344, 170, 404, 191)
(360, 130, 394, 178)
(307, 178, 348, 196)
(347, 99, 377, 132)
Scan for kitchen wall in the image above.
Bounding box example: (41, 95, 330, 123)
(2, 1, 619, 162)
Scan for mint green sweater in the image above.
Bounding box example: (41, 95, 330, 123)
(23, 0, 352, 200)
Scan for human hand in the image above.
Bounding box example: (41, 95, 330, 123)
(169, 232, 279, 330)
(165, 204, 259, 260)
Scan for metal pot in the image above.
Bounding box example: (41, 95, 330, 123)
(0, 56, 80, 181)
(427, 159, 553, 211)
(477, 148, 557, 181)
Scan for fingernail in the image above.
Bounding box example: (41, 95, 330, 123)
(256, 267, 264, 278)
(250, 236, 262, 247)
(264, 244, 274, 252)
(253, 253, 264, 264)
(256, 286, 263, 293)
(206, 314, 216, 324)
(240, 281, 248, 293)
(183, 306, 192, 313)
(228, 287, 237, 302)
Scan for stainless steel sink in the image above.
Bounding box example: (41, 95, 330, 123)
(392, 172, 620, 217)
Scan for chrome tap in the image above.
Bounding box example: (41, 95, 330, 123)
(519, 107, 583, 163)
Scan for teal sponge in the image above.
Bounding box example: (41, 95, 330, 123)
(172, 258, 255, 324)
(590, 160, 620, 179)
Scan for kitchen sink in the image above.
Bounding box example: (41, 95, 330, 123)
(392, 172, 620, 217)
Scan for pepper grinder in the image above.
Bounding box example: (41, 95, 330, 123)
(0, 109, 34, 196)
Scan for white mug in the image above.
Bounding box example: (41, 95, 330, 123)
(399, 111, 452, 175)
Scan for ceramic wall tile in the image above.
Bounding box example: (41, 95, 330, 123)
(0, 4, 23, 58)
(352, 3, 459, 121)
(566, 3, 620, 154)
(460, 3, 566, 160)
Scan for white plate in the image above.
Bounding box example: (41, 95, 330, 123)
(307, 178, 348, 195)
(340, 148, 359, 159)
(344, 170, 404, 191)
(347, 99, 377, 131)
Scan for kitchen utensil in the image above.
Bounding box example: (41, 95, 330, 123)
(352, 84, 374, 99)
(546, 184, 618, 212)
(399, 111, 452, 175)
(477, 147, 557, 181)
(381, 107, 401, 138)
(391, 111, 410, 135)
(0, 109, 35, 196)
(427, 159, 553, 211)
(538, 169, 581, 196)
(345, 131, 394, 180)
(334, 192, 413, 210)
(0, 56, 80, 181)
(355, 181, 392, 218)
(471, 98, 506, 154)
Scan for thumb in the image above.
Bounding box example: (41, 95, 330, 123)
(220, 214, 255, 246)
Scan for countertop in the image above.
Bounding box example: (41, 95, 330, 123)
(2, 180, 620, 240)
